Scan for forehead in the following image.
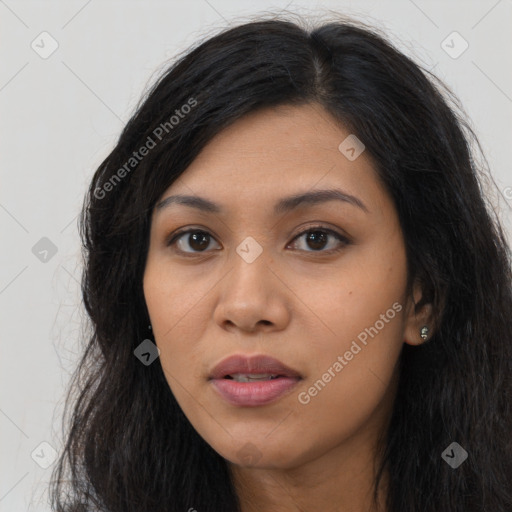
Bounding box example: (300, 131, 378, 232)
(155, 103, 388, 217)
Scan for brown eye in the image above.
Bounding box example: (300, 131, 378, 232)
(170, 230, 221, 254)
(288, 227, 350, 253)
(304, 230, 329, 251)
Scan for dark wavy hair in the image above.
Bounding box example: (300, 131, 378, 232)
(49, 13, 512, 512)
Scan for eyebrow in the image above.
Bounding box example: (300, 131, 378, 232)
(155, 188, 369, 215)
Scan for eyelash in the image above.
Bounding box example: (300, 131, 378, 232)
(165, 224, 351, 257)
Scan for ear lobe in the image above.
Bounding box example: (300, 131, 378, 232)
(403, 280, 434, 346)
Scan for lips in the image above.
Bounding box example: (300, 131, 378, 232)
(209, 354, 303, 407)
(209, 354, 302, 380)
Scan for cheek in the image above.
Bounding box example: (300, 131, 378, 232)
(143, 260, 213, 401)
(289, 234, 407, 432)
(295, 230, 407, 355)
(288, 301, 404, 467)
(143, 258, 212, 342)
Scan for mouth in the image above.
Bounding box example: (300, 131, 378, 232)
(223, 373, 284, 382)
(208, 354, 303, 407)
(209, 353, 302, 380)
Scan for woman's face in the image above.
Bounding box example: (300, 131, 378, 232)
(143, 103, 428, 471)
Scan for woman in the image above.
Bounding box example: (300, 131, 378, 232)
(50, 14, 512, 512)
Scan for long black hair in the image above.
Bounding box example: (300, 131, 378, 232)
(49, 13, 512, 512)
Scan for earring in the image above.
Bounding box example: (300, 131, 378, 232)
(420, 325, 429, 341)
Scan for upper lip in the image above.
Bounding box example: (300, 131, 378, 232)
(209, 354, 302, 380)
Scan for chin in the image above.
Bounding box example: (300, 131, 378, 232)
(211, 438, 301, 470)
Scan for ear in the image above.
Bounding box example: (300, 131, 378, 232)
(403, 279, 434, 346)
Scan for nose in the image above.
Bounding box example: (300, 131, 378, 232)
(213, 249, 291, 334)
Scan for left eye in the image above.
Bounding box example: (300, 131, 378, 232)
(288, 227, 349, 253)
(167, 226, 349, 255)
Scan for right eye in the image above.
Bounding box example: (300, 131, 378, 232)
(166, 229, 221, 256)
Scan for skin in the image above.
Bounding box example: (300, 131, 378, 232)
(143, 102, 433, 511)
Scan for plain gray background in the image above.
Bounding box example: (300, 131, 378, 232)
(1, 0, 511, 510)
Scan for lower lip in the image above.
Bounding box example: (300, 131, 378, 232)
(210, 377, 301, 407)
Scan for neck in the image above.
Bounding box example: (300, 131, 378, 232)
(229, 421, 390, 512)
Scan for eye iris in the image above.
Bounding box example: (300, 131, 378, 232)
(189, 231, 210, 251)
(306, 231, 328, 250)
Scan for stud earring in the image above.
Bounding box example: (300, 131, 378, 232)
(420, 325, 429, 341)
